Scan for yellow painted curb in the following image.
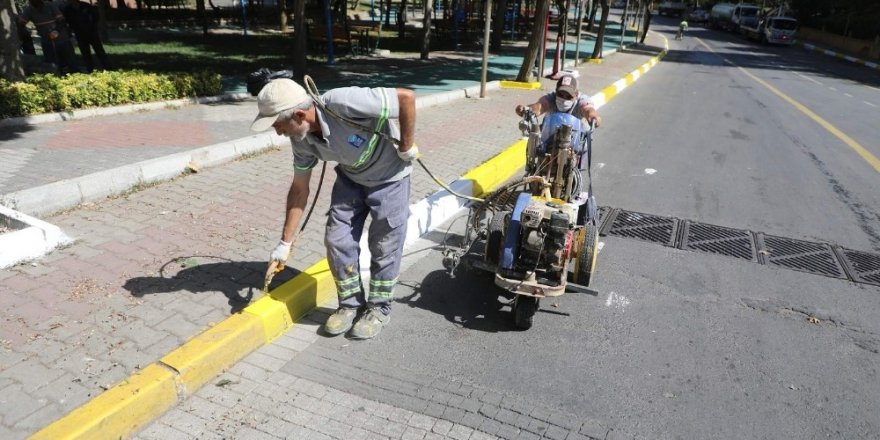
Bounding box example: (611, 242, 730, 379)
(588, 58, 604, 64)
(463, 139, 527, 196)
(29, 364, 177, 440)
(499, 80, 542, 90)
(160, 313, 266, 395)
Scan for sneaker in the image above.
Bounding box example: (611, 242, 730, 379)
(349, 308, 390, 339)
(324, 307, 358, 336)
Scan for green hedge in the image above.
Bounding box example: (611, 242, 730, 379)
(0, 70, 223, 119)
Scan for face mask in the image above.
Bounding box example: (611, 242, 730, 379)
(556, 96, 575, 112)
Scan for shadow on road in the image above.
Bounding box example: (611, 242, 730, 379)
(397, 265, 520, 333)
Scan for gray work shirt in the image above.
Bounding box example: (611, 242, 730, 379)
(291, 87, 411, 187)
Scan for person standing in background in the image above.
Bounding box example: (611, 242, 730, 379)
(62, 0, 110, 72)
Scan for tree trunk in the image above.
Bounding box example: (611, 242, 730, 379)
(420, 0, 433, 59)
(196, 0, 208, 36)
(586, 0, 598, 31)
(398, 0, 407, 40)
(490, 0, 508, 50)
(574, 0, 584, 64)
(0, 0, 24, 81)
(280, 0, 288, 32)
(640, 1, 651, 43)
(590, 0, 608, 59)
(516, 0, 548, 82)
(293, 0, 308, 80)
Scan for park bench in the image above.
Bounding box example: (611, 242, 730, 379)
(308, 23, 361, 55)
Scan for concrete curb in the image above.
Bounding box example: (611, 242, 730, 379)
(0, 205, 72, 268)
(797, 41, 880, 71)
(28, 46, 669, 440)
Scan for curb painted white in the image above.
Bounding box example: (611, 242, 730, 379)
(0, 205, 72, 268)
(798, 41, 880, 70)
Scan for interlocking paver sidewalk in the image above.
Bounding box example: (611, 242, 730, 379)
(0, 27, 666, 439)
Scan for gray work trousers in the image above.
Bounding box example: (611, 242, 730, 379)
(325, 171, 410, 315)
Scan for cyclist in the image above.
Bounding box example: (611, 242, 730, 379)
(677, 19, 689, 40)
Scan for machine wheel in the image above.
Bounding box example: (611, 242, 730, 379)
(574, 223, 599, 286)
(485, 211, 510, 265)
(513, 296, 539, 330)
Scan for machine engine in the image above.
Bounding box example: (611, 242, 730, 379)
(516, 200, 577, 279)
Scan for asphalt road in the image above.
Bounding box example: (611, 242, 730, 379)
(290, 19, 880, 440)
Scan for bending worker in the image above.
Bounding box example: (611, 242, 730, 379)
(515, 74, 602, 126)
(252, 79, 418, 340)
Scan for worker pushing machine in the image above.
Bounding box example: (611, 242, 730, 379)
(251, 79, 419, 340)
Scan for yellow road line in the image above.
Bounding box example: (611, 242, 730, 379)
(697, 38, 880, 174)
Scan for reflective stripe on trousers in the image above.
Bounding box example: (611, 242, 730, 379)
(325, 171, 410, 315)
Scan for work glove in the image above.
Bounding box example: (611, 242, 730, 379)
(397, 144, 420, 162)
(270, 240, 292, 264)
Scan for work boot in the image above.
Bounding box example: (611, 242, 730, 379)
(349, 308, 390, 340)
(324, 307, 358, 336)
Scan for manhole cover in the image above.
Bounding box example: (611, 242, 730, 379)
(761, 235, 845, 279)
(839, 248, 880, 286)
(605, 210, 677, 246)
(681, 222, 755, 261)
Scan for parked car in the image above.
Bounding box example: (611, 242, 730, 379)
(688, 9, 709, 24)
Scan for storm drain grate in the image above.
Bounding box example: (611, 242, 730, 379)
(605, 210, 677, 246)
(680, 222, 756, 261)
(838, 248, 880, 286)
(760, 235, 846, 279)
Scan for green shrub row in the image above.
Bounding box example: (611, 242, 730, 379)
(0, 70, 223, 119)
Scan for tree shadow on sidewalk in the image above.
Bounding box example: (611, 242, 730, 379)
(122, 256, 299, 313)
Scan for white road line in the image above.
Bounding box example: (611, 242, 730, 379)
(845, 93, 853, 98)
(865, 101, 877, 108)
(794, 72, 823, 86)
(829, 87, 838, 91)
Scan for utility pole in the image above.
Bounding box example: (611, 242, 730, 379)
(480, 0, 493, 97)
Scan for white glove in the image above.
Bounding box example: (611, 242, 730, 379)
(397, 145, 420, 162)
(270, 240, 292, 264)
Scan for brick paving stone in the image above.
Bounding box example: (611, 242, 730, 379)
(236, 426, 283, 440)
(470, 431, 498, 440)
(493, 408, 519, 426)
(460, 412, 487, 431)
(448, 423, 475, 440)
(495, 424, 522, 440)
(0, 385, 49, 426)
(514, 430, 541, 440)
(431, 419, 454, 436)
(401, 426, 428, 440)
(475, 418, 504, 437)
(134, 421, 197, 440)
(543, 424, 571, 440)
(442, 406, 467, 424)
(578, 419, 608, 439)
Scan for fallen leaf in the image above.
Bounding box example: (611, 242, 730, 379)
(807, 316, 820, 324)
(215, 379, 239, 387)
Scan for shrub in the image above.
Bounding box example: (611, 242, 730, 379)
(0, 70, 224, 118)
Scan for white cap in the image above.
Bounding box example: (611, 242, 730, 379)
(251, 79, 311, 132)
